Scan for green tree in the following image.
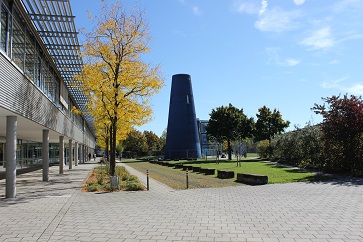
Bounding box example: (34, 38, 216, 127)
(160, 129, 167, 151)
(270, 123, 321, 168)
(143, 131, 162, 152)
(254, 106, 290, 142)
(206, 103, 254, 160)
(123, 130, 148, 157)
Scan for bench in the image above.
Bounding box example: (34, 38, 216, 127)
(182, 165, 194, 171)
(217, 170, 235, 179)
(174, 164, 184, 169)
(192, 166, 201, 172)
(236, 173, 268, 185)
(200, 168, 215, 175)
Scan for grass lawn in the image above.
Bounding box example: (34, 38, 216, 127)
(122, 157, 331, 190)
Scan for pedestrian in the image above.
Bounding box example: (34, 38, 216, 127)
(93, 153, 96, 162)
(88, 153, 91, 161)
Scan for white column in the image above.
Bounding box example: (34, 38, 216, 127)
(75, 142, 78, 166)
(69, 139, 72, 169)
(42, 130, 49, 181)
(6, 116, 17, 198)
(59, 136, 64, 174)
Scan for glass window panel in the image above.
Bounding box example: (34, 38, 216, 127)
(12, 11, 25, 70)
(24, 31, 35, 80)
(1, 6, 9, 52)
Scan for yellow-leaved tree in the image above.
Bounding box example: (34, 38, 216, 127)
(76, 2, 164, 176)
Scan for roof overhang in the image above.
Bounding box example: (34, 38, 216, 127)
(20, 0, 95, 134)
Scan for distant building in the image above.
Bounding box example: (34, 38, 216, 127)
(197, 119, 221, 157)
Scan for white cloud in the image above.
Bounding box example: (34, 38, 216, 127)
(232, 1, 259, 14)
(332, 0, 361, 12)
(285, 58, 300, 66)
(294, 0, 306, 5)
(321, 76, 347, 89)
(255, 8, 301, 32)
(329, 60, 339, 65)
(321, 77, 363, 95)
(266, 48, 301, 66)
(300, 27, 335, 49)
(178, 0, 202, 17)
(338, 32, 363, 43)
(344, 84, 363, 95)
(259, 0, 268, 16)
(192, 6, 202, 16)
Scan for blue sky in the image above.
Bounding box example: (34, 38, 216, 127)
(71, 0, 363, 137)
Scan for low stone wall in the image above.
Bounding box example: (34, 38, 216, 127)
(182, 165, 194, 171)
(217, 170, 235, 179)
(199, 168, 215, 175)
(192, 166, 201, 172)
(236, 173, 268, 185)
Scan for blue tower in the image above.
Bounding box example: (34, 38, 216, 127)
(165, 74, 202, 159)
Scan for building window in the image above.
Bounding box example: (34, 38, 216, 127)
(1, 5, 9, 53)
(12, 10, 25, 70)
(24, 31, 35, 80)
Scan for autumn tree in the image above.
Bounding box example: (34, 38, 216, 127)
(206, 104, 254, 160)
(254, 106, 290, 142)
(313, 94, 363, 175)
(144, 131, 162, 152)
(76, 2, 164, 176)
(122, 130, 148, 157)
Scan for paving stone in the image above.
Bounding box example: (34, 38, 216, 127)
(1, 163, 363, 241)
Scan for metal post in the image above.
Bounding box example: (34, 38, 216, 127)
(186, 168, 189, 189)
(146, 169, 149, 191)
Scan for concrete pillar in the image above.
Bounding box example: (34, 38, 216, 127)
(59, 136, 64, 174)
(69, 139, 72, 169)
(42, 130, 49, 182)
(75, 142, 78, 166)
(83, 145, 85, 163)
(6, 116, 17, 198)
(3, 143, 6, 168)
(80, 145, 83, 163)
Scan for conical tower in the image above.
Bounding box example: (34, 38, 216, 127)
(165, 74, 202, 159)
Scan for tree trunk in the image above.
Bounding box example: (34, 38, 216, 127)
(105, 129, 109, 162)
(110, 121, 116, 176)
(227, 139, 232, 161)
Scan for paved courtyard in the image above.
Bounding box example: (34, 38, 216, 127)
(1, 162, 363, 242)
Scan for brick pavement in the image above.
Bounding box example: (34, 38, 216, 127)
(1, 161, 363, 242)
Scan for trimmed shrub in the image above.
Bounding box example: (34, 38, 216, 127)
(257, 140, 270, 158)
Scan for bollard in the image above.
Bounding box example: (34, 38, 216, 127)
(186, 168, 189, 189)
(146, 169, 149, 191)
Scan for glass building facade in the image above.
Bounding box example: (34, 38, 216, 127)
(0, 0, 95, 172)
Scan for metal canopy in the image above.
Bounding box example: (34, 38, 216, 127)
(21, 0, 95, 134)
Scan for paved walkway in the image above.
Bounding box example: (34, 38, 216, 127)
(1, 161, 363, 242)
